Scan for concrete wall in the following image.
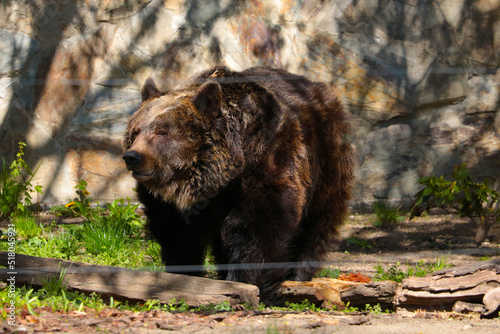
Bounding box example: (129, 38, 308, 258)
(0, 0, 499, 206)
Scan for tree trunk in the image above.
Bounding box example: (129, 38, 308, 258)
(475, 219, 492, 244)
(0, 252, 260, 307)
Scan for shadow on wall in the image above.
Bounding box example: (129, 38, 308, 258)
(0, 0, 498, 205)
(329, 0, 499, 205)
(0, 0, 257, 203)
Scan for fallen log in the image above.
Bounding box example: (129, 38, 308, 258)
(340, 280, 398, 309)
(278, 278, 354, 309)
(277, 261, 500, 315)
(278, 278, 397, 310)
(0, 252, 259, 307)
(395, 260, 500, 313)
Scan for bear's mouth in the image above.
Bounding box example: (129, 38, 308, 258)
(132, 170, 154, 181)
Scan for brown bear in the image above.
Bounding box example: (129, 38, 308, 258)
(123, 66, 354, 299)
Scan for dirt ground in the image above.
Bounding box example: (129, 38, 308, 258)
(4, 308, 500, 333)
(3, 213, 500, 333)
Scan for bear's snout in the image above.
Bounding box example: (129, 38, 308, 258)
(123, 150, 142, 170)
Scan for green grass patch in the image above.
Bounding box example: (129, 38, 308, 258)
(374, 258, 452, 283)
(12, 215, 43, 239)
(372, 200, 406, 227)
(315, 267, 341, 279)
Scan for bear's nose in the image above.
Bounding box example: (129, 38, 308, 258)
(123, 150, 142, 169)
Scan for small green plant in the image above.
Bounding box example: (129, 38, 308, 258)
(213, 300, 233, 312)
(409, 258, 450, 277)
(203, 247, 219, 279)
(52, 228, 80, 257)
(345, 237, 372, 249)
(411, 164, 500, 243)
(48, 204, 78, 217)
(374, 263, 407, 283)
(107, 198, 144, 231)
(40, 265, 69, 296)
(79, 220, 129, 256)
(152, 298, 190, 313)
(372, 200, 405, 227)
(284, 299, 325, 312)
(364, 303, 390, 314)
(75, 198, 143, 258)
(55, 182, 145, 261)
(195, 300, 233, 313)
(22, 288, 40, 316)
(374, 258, 451, 283)
(341, 301, 359, 313)
(0, 142, 43, 218)
(63, 180, 95, 219)
(315, 268, 341, 279)
(13, 215, 43, 239)
(1, 286, 97, 319)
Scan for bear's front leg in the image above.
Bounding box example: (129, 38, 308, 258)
(140, 186, 214, 276)
(220, 186, 304, 299)
(148, 210, 212, 276)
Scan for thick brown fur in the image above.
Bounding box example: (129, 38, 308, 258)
(123, 66, 354, 299)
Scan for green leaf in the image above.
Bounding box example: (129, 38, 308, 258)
(423, 187, 433, 196)
(1, 204, 10, 214)
(418, 176, 432, 184)
(465, 190, 472, 201)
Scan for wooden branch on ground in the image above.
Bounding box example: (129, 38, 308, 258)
(0, 252, 259, 307)
(395, 259, 500, 314)
(278, 260, 500, 316)
(278, 278, 397, 310)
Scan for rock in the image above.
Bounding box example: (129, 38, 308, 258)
(73, 84, 142, 135)
(34, 30, 108, 137)
(483, 287, 500, 316)
(452, 301, 486, 314)
(97, 0, 154, 23)
(0, 28, 39, 75)
(416, 69, 468, 110)
(0, 78, 14, 125)
(464, 73, 500, 114)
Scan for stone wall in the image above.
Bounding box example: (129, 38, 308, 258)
(0, 0, 499, 206)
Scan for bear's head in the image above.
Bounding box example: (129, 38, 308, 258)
(123, 77, 241, 210)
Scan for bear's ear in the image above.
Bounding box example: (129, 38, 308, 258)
(193, 81, 222, 120)
(141, 77, 162, 101)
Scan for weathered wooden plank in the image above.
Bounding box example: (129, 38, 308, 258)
(399, 284, 492, 303)
(483, 287, 500, 316)
(402, 270, 500, 292)
(0, 252, 259, 307)
(340, 281, 398, 309)
(278, 278, 397, 310)
(431, 260, 500, 277)
(396, 265, 500, 313)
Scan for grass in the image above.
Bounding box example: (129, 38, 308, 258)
(373, 258, 452, 283)
(12, 215, 43, 239)
(315, 267, 341, 279)
(39, 264, 69, 296)
(372, 200, 406, 227)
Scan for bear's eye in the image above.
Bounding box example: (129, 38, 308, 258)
(155, 129, 169, 137)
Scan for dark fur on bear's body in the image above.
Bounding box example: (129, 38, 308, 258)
(123, 66, 354, 298)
